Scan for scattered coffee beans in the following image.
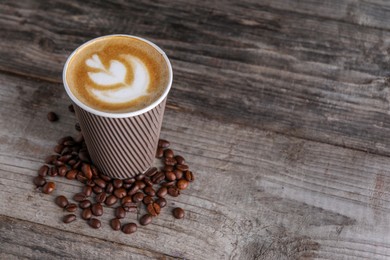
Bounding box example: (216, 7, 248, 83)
(63, 214, 76, 223)
(111, 218, 121, 231)
(55, 195, 69, 208)
(47, 112, 58, 122)
(88, 218, 101, 229)
(172, 208, 185, 219)
(122, 223, 137, 234)
(42, 182, 55, 194)
(139, 214, 153, 226)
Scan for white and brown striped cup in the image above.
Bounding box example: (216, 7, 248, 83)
(62, 35, 173, 179)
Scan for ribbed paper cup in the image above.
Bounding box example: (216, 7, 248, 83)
(63, 35, 173, 179)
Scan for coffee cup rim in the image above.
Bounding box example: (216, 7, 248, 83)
(62, 34, 173, 118)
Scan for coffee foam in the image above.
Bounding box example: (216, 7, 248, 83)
(65, 36, 170, 113)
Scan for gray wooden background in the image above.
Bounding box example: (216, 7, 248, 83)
(1, 0, 390, 259)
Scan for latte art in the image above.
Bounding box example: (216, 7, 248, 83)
(65, 35, 170, 113)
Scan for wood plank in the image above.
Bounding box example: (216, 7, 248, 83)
(1, 0, 390, 157)
(1, 72, 390, 259)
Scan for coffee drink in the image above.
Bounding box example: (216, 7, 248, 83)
(65, 35, 171, 113)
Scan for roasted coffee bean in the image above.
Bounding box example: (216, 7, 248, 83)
(123, 203, 137, 212)
(58, 136, 73, 145)
(91, 203, 103, 216)
(134, 180, 145, 190)
(121, 196, 132, 205)
(63, 140, 75, 146)
(72, 160, 81, 170)
(78, 150, 90, 163)
(49, 167, 58, 177)
(123, 178, 135, 184)
(158, 139, 170, 148)
(163, 165, 174, 172)
(54, 144, 64, 154)
(112, 179, 123, 189)
(76, 172, 87, 183)
(53, 160, 65, 167)
(81, 163, 92, 180)
(94, 178, 106, 189)
(33, 176, 46, 187)
(65, 203, 78, 212)
(105, 183, 114, 194)
(123, 183, 132, 189)
(61, 147, 73, 156)
(83, 186, 93, 197)
(151, 171, 165, 184)
(147, 202, 161, 216)
(75, 123, 81, 132)
(105, 195, 118, 206)
(175, 155, 185, 165)
(176, 164, 189, 171)
(177, 179, 189, 190)
(139, 214, 153, 226)
(93, 185, 103, 194)
(38, 165, 49, 177)
(95, 192, 107, 203)
(91, 165, 99, 177)
(161, 181, 176, 187)
(122, 223, 137, 234)
(100, 174, 111, 182)
(66, 169, 78, 180)
(88, 218, 101, 229)
(47, 111, 58, 122)
(81, 208, 92, 220)
(156, 147, 164, 158)
(73, 192, 87, 202)
(114, 188, 127, 199)
(68, 104, 75, 113)
(68, 159, 77, 166)
(58, 165, 67, 177)
(172, 207, 185, 219)
(115, 206, 126, 219)
(155, 198, 167, 208)
(165, 171, 176, 181)
(79, 200, 92, 209)
(164, 157, 177, 166)
(144, 186, 155, 196)
(164, 149, 174, 158)
(143, 177, 153, 187)
(168, 186, 180, 197)
(144, 167, 158, 177)
(58, 154, 72, 163)
(55, 195, 69, 208)
(111, 218, 121, 231)
(185, 171, 195, 182)
(156, 187, 168, 198)
(143, 195, 154, 205)
(135, 174, 145, 181)
(42, 182, 56, 194)
(174, 169, 183, 179)
(127, 184, 139, 196)
(132, 192, 144, 203)
(63, 214, 76, 223)
(86, 179, 95, 187)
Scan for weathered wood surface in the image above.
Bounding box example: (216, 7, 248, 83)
(1, 0, 390, 259)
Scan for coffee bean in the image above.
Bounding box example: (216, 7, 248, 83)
(47, 112, 58, 122)
(144, 186, 155, 196)
(134, 180, 145, 190)
(143, 177, 153, 187)
(121, 196, 132, 205)
(144, 167, 158, 177)
(156, 147, 164, 158)
(185, 171, 195, 182)
(172, 207, 185, 219)
(127, 184, 139, 196)
(61, 147, 73, 156)
(53, 160, 65, 167)
(112, 179, 123, 189)
(94, 178, 106, 189)
(76, 172, 87, 183)
(91, 203, 103, 216)
(95, 192, 106, 203)
(122, 223, 137, 234)
(123, 203, 137, 212)
(143, 195, 154, 205)
(132, 192, 144, 203)
(135, 174, 145, 181)
(55, 195, 69, 208)
(68, 159, 77, 166)
(161, 181, 176, 187)
(42, 182, 55, 194)
(100, 174, 111, 182)
(63, 214, 76, 223)
(164, 157, 177, 166)
(75, 123, 81, 132)
(147, 202, 161, 216)
(175, 155, 185, 165)
(79, 150, 90, 163)
(105, 195, 118, 206)
(165, 171, 176, 181)
(168, 186, 180, 197)
(49, 167, 58, 177)
(114, 188, 127, 199)
(81, 208, 92, 220)
(83, 186, 93, 197)
(123, 178, 136, 184)
(155, 198, 167, 208)
(38, 165, 49, 177)
(65, 203, 77, 212)
(139, 214, 153, 226)
(54, 144, 64, 154)
(176, 164, 189, 171)
(156, 187, 168, 198)
(111, 218, 121, 231)
(68, 104, 75, 113)
(58, 166, 67, 177)
(151, 171, 165, 184)
(91, 165, 99, 177)
(163, 165, 174, 172)
(93, 185, 103, 194)
(81, 163, 92, 180)
(88, 218, 101, 229)
(72, 160, 81, 170)
(173, 169, 183, 179)
(73, 192, 87, 202)
(105, 183, 114, 194)
(115, 206, 126, 219)
(66, 169, 78, 180)
(177, 179, 189, 190)
(86, 179, 95, 187)
(164, 149, 174, 158)
(158, 139, 170, 148)
(33, 176, 46, 187)
(58, 136, 73, 145)
(79, 200, 92, 209)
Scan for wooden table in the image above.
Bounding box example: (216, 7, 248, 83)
(1, 1, 390, 259)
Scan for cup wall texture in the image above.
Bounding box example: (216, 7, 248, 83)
(74, 99, 166, 179)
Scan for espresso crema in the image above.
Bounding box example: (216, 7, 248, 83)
(65, 35, 170, 113)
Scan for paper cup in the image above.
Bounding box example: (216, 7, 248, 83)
(63, 35, 173, 179)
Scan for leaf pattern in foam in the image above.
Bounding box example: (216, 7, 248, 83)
(86, 54, 126, 86)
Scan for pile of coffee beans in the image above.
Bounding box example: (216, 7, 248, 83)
(34, 105, 194, 234)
